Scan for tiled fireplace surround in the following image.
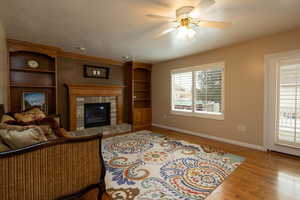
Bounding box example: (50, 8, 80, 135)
(66, 84, 125, 131)
(76, 96, 117, 130)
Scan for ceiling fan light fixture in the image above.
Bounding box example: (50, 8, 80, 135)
(177, 26, 196, 40)
(146, 0, 230, 39)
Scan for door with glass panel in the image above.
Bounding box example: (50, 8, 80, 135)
(266, 56, 300, 156)
(276, 60, 300, 149)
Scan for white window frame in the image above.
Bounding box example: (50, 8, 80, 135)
(170, 62, 225, 120)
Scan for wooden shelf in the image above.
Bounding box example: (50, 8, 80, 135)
(10, 68, 55, 74)
(10, 85, 56, 88)
(134, 80, 150, 83)
(134, 99, 150, 102)
(134, 89, 150, 92)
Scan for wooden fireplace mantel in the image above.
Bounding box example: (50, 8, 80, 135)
(65, 84, 126, 131)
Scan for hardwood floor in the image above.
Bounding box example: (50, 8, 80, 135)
(102, 126, 300, 200)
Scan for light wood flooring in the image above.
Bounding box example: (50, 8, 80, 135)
(100, 126, 300, 200)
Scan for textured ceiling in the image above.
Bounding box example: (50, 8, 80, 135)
(1, 0, 300, 63)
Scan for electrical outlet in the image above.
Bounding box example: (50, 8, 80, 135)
(237, 125, 247, 132)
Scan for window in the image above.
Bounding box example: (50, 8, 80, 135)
(171, 62, 224, 120)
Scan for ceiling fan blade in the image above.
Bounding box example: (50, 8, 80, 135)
(197, 20, 232, 29)
(197, 0, 216, 11)
(146, 14, 175, 21)
(155, 27, 176, 38)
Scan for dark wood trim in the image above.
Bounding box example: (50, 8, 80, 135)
(131, 61, 152, 70)
(98, 133, 106, 199)
(10, 68, 56, 74)
(7, 39, 60, 58)
(0, 104, 4, 120)
(0, 133, 102, 158)
(66, 84, 126, 90)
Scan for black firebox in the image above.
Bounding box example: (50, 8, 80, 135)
(84, 103, 110, 128)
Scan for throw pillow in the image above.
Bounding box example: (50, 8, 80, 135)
(14, 107, 46, 123)
(5, 117, 64, 138)
(0, 124, 47, 149)
(1, 114, 16, 124)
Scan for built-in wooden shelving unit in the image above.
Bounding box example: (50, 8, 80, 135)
(7, 39, 59, 114)
(126, 61, 152, 131)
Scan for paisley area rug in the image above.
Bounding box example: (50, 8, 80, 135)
(103, 131, 244, 200)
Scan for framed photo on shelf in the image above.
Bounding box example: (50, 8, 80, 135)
(22, 91, 48, 113)
(84, 65, 109, 79)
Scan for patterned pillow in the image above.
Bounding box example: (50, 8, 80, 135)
(1, 114, 16, 124)
(0, 124, 47, 149)
(14, 107, 46, 122)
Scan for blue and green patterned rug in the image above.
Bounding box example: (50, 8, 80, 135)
(103, 131, 244, 200)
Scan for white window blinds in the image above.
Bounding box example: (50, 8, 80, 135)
(277, 62, 300, 146)
(171, 63, 224, 119)
(172, 72, 193, 112)
(195, 68, 223, 114)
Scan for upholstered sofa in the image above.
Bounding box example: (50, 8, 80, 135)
(0, 105, 106, 200)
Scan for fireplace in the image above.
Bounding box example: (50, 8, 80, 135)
(66, 84, 125, 131)
(84, 103, 111, 128)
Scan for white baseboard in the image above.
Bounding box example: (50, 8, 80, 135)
(152, 123, 267, 151)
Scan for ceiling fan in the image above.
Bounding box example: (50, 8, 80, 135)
(146, 0, 232, 39)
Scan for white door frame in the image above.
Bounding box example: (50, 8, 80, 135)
(264, 50, 300, 156)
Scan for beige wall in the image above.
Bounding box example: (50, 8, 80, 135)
(152, 28, 300, 146)
(0, 21, 7, 110)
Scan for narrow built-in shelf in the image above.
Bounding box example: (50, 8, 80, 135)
(10, 85, 56, 88)
(10, 68, 55, 74)
(134, 99, 150, 102)
(134, 89, 150, 92)
(134, 80, 150, 83)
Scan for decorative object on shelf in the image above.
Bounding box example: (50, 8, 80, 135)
(22, 91, 48, 113)
(84, 65, 109, 79)
(27, 60, 39, 68)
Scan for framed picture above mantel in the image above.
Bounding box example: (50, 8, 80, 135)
(84, 65, 109, 79)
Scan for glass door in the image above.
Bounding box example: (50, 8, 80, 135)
(265, 51, 300, 157)
(276, 60, 300, 149)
